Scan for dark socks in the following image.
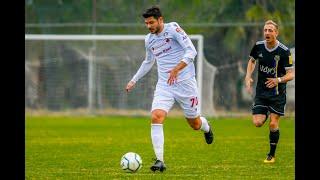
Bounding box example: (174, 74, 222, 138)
(269, 129, 280, 156)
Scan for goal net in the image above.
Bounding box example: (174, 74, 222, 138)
(25, 34, 217, 116)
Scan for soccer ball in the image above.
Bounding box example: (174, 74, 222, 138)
(120, 152, 142, 173)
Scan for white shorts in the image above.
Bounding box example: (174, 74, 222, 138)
(151, 77, 200, 118)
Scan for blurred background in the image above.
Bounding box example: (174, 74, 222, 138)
(25, 0, 295, 117)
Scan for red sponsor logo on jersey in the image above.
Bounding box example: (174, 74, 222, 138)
(175, 27, 184, 34)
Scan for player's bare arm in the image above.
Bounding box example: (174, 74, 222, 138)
(265, 68, 294, 88)
(167, 61, 187, 85)
(244, 58, 256, 94)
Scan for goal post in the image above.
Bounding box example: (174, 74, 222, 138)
(25, 34, 215, 116)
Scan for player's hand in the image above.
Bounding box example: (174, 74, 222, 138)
(125, 81, 136, 92)
(265, 78, 278, 88)
(245, 76, 253, 94)
(167, 69, 178, 85)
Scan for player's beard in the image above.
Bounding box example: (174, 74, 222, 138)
(150, 25, 160, 34)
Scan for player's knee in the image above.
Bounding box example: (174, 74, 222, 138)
(252, 114, 266, 127)
(151, 110, 165, 123)
(191, 123, 201, 130)
(253, 119, 264, 127)
(151, 114, 162, 123)
(269, 121, 278, 129)
(187, 117, 201, 130)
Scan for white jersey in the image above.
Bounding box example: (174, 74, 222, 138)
(131, 22, 197, 85)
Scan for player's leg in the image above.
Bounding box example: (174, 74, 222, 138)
(174, 77, 213, 144)
(150, 109, 167, 171)
(264, 113, 280, 163)
(150, 84, 174, 172)
(252, 114, 268, 127)
(186, 116, 213, 144)
(252, 97, 269, 127)
(264, 94, 285, 163)
(151, 109, 166, 163)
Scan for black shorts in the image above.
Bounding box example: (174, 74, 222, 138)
(252, 94, 286, 116)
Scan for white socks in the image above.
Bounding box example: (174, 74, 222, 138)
(151, 118, 208, 162)
(151, 124, 164, 162)
(200, 116, 210, 133)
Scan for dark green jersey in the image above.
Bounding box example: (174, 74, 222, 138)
(249, 40, 293, 97)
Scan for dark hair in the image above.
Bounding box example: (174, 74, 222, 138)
(142, 6, 162, 19)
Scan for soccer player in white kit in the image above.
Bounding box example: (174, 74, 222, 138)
(125, 6, 214, 172)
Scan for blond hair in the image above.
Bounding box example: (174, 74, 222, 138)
(265, 20, 278, 30)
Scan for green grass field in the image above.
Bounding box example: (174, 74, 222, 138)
(26, 115, 294, 179)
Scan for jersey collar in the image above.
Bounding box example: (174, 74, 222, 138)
(264, 40, 279, 52)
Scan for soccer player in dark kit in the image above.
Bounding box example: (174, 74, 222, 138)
(244, 20, 294, 163)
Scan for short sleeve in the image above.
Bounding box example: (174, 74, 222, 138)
(249, 43, 258, 61)
(282, 49, 293, 69)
